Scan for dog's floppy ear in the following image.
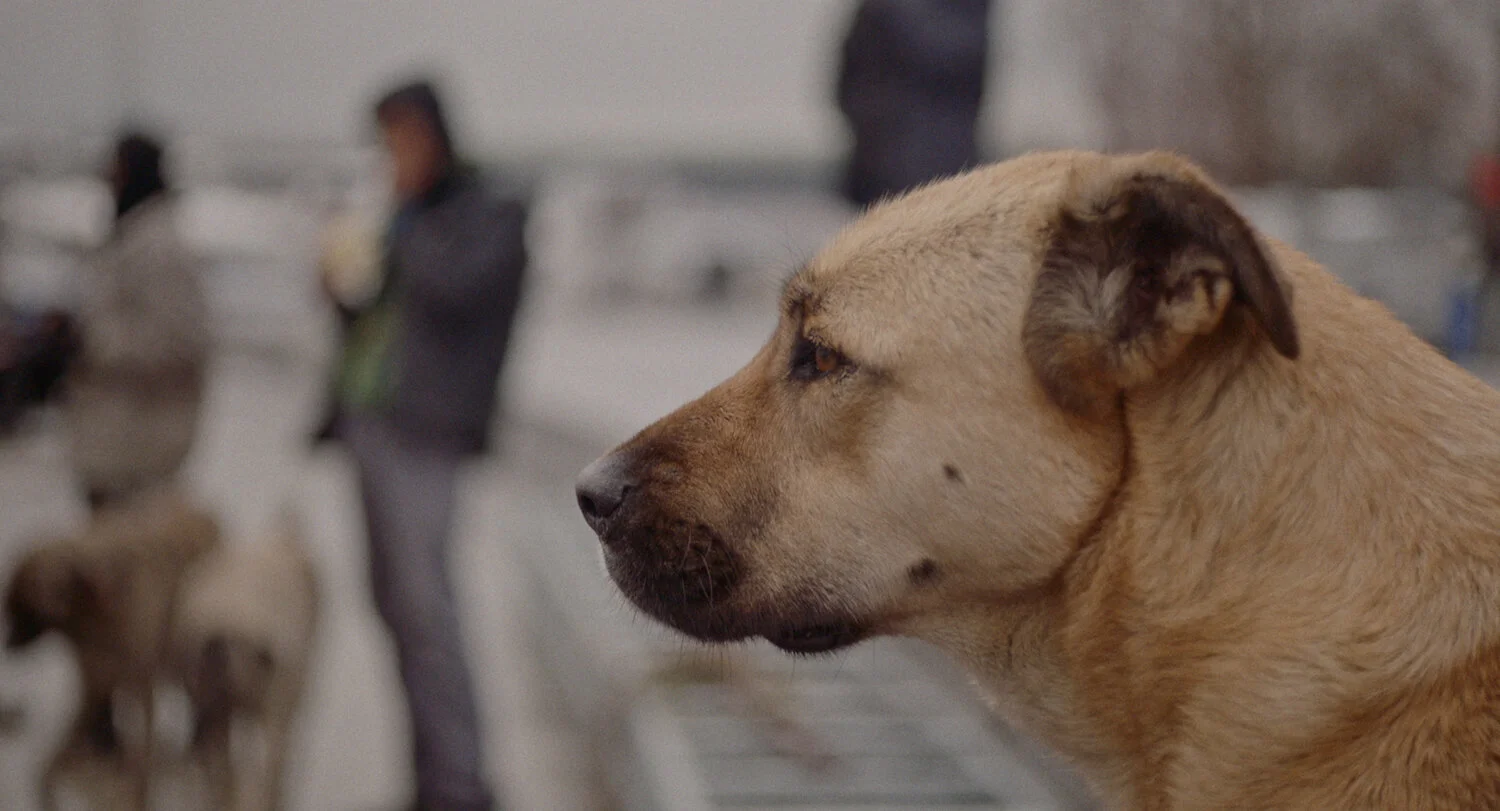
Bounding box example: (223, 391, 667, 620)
(1023, 153, 1299, 417)
(3, 545, 118, 648)
(4, 573, 49, 649)
(4, 548, 73, 648)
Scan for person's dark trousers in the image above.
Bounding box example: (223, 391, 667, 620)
(345, 415, 494, 811)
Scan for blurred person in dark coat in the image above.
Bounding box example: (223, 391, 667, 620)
(836, 0, 994, 208)
(65, 133, 208, 511)
(319, 79, 527, 811)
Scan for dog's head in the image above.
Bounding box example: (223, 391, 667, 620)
(577, 151, 1298, 654)
(4, 542, 115, 649)
(5, 494, 218, 651)
(89, 488, 223, 572)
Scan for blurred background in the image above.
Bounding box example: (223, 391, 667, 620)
(2, 2, 1499, 810)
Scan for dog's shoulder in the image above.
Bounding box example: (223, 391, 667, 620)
(1246, 642, 1500, 809)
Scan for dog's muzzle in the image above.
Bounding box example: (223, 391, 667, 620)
(576, 450, 744, 634)
(576, 453, 633, 533)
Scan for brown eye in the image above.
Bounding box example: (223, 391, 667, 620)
(814, 345, 839, 374)
(789, 336, 849, 381)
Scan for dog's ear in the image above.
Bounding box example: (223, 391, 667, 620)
(1023, 153, 1299, 417)
(4, 549, 71, 648)
(2, 546, 121, 649)
(4, 576, 48, 650)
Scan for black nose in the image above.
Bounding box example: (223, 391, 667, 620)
(576, 454, 634, 525)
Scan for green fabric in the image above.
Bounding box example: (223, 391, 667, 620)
(335, 300, 401, 411)
(335, 213, 407, 413)
(331, 168, 475, 415)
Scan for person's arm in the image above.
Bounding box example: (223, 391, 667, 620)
(400, 196, 527, 323)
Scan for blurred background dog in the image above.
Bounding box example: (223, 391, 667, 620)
(172, 511, 320, 811)
(3, 493, 320, 811)
(4, 489, 219, 810)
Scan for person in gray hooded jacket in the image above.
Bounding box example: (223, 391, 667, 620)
(321, 79, 526, 811)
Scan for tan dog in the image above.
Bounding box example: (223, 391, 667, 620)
(4, 489, 220, 810)
(576, 151, 1500, 809)
(172, 512, 320, 811)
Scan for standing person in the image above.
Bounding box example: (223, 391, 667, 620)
(66, 132, 209, 511)
(321, 79, 527, 811)
(835, 0, 994, 208)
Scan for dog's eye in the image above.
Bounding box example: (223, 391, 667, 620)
(815, 346, 840, 374)
(790, 336, 848, 381)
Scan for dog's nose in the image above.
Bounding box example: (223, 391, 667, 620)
(576, 454, 635, 526)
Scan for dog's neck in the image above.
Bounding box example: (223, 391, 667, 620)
(1112, 315, 1296, 598)
(956, 279, 1500, 806)
(930, 324, 1303, 802)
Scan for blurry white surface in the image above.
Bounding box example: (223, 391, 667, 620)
(176, 187, 319, 260)
(0, 242, 86, 312)
(0, 177, 111, 247)
(1312, 189, 1396, 243)
(530, 166, 853, 304)
(1, 177, 331, 356)
(1234, 187, 1479, 343)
